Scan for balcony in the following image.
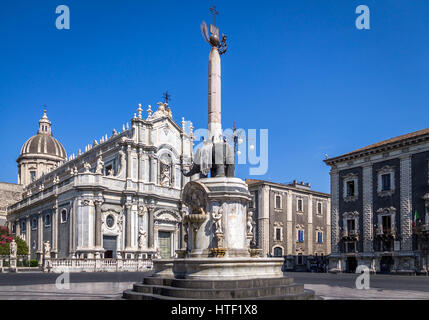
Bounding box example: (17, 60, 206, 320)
(376, 227, 397, 239)
(342, 229, 359, 241)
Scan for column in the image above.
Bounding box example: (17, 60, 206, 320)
(330, 169, 340, 254)
(326, 198, 331, 254)
(16, 220, 21, 237)
(25, 217, 31, 259)
(126, 145, 132, 180)
(400, 155, 413, 251)
(52, 204, 58, 257)
(94, 200, 103, 250)
(37, 212, 43, 263)
(307, 195, 313, 255)
(257, 185, 270, 256)
(148, 206, 155, 249)
(286, 191, 293, 255)
(125, 204, 132, 250)
(150, 156, 158, 184)
(362, 163, 374, 253)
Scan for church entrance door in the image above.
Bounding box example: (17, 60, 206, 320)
(103, 235, 117, 259)
(158, 231, 172, 259)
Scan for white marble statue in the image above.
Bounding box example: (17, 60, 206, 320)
(138, 227, 147, 249)
(84, 162, 91, 173)
(247, 211, 254, 235)
(160, 160, 171, 187)
(212, 208, 223, 234)
(10, 240, 17, 258)
(44, 241, 51, 258)
(96, 157, 104, 174)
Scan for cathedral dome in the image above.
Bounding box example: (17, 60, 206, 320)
(18, 110, 67, 161)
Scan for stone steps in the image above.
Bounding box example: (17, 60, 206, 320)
(123, 289, 317, 301)
(123, 277, 316, 300)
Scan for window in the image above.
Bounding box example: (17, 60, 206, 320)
(61, 209, 67, 223)
(382, 215, 392, 233)
(32, 218, 37, 230)
(317, 232, 323, 244)
(381, 174, 391, 191)
(275, 195, 282, 209)
(346, 242, 356, 253)
(298, 230, 304, 243)
(297, 199, 303, 212)
(273, 247, 283, 257)
(45, 214, 51, 227)
(105, 164, 113, 176)
(297, 253, 303, 265)
(347, 219, 356, 231)
(275, 228, 281, 241)
(30, 171, 36, 182)
(249, 193, 256, 209)
(12, 223, 16, 234)
(317, 202, 322, 215)
(22, 221, 26, 231)
(346, 181, 355, 197)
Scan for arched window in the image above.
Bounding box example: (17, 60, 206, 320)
(273, 247, 283, 257)
(61, 209, 68, 223)
(45, 214, 51, 227)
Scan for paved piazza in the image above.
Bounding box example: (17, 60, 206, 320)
(0, 272, 427, 300)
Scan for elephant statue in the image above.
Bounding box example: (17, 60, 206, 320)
(182, 138, 235, 179)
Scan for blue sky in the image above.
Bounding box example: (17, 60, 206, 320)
(1, 0, 429, 193)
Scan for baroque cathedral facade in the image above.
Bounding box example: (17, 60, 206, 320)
(7, 103, 194, 263)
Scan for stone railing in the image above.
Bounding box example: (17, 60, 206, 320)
(0, 255, 38, 273)
(44, 257, 153, 273)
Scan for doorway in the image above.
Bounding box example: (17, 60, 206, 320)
(380, 256, 393, 274)
(103, 236, 117, 259)
(346, 257, 357, 273)
(158, 231, 172, 259)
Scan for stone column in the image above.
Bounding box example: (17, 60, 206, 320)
(257, 185, 270, 256)
(25, 216, 31, 260)
(148, 206, 155, 249)
(326, 198, 331, 255)
(307, 195, 313, 255)
(150, 156, 158, 184)
(52, 204, 58, 257)
(362, 163, 374, 253)
(15, 220, 20, 237)
(126, 145, 132, 180)
(330, 169, 340, 254)
(286, 191, 293, 256)
(37, 212, 43, 264)
(400, 155, 413, 251)
(208, 46, 222, 143)
(94, 200, 103, 250)
(125, 204, 133, 250)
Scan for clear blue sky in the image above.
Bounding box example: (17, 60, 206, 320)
(1, 0, 429, 193)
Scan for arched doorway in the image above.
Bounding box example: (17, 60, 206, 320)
(273, 247, 283, 257)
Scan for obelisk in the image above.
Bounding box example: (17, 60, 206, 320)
(208, 46, 222, 143)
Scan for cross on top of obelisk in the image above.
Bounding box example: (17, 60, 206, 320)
(210, 6, 219, 26)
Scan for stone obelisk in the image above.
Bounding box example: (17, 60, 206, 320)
(208, 46, 222, 143)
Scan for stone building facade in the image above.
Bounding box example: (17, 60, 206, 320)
(0, 183, 23, 226)
(325, 128, 429, 274)
(246, 179, 331, 271)
(7, 104, 194, 263)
